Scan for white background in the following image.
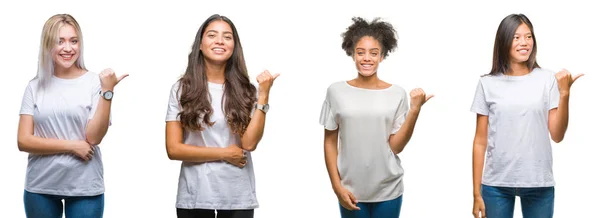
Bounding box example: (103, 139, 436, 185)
(1, 0, 598, 217)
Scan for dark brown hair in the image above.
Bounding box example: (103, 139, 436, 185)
(178, 14, 257, 135)
(341, 17, 398, 59)
(489, 14, 540, 75)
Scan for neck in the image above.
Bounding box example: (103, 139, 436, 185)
(54, 65, 84, 79)
(204, 60, 226, 84)
(353, 72, 381, 88)
(506, 62, 530, 76)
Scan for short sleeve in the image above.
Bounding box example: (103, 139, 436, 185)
(470, 79, 489, 115)
(89, 82, 112, 125)
(548, 76, 560, 110)
(166, 82, 181, 121)
(391, 90, 409, 134)
(319, 90, 338, 130)
(19, 84, 34, 115)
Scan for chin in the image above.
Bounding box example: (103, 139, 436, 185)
(358, 71, 376, 77)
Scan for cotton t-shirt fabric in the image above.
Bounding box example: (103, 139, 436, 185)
(320, 81, 409, 202)
(166, 81, 258, 210)
(19, 71, 106, 196)
(470, 68, 560, 187)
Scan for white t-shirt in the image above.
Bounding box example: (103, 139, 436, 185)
(320, 81, 409, 202)
(470, 68, 560, 187)
(19, 71, 105, 196)
(166, 81, 258, 210)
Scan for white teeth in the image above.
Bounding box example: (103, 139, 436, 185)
(213, 48, 224, 52)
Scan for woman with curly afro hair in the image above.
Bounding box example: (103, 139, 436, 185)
(319, 17, 433, 218)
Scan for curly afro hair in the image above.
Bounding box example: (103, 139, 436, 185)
(341, 17, 398, 59)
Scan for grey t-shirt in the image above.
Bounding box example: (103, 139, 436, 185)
(19, 71, 105, 196)
(320, 81, 408, 202)
(166, 81, 258, 210)
(470, 68, 560, 187)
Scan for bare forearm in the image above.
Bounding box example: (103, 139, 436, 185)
(389, 108, 421, 154)
(550, 94, 570, 142)
(324, 143, 342, 190)
(86, 96, 111, 145)
(241, 97, 268, 151)
(472, 143, 486, 197)
(18, 135, 74, 155)
(166, 143, 226, 163)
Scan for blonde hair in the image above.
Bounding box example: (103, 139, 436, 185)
(36, 14, 87, 89)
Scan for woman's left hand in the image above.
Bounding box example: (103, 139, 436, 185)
(99, 68, 129, 90)
(257, 70, 280, 97)
(555, 69, 583, 95)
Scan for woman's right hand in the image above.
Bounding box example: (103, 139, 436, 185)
(71, 140, 94, 161)
(224, 144, 247, 168)
(472, 196, 486, 218)
(335, 186, 360, 211)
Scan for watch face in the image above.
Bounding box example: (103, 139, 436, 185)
(103, 91, 113, 100)
(263, 104, 269, 112)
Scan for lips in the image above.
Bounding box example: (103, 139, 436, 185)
(212, 47, 226, 54)
(360, 64, 373, 69)
(517, 48, 529, 55)
(59, 54, 74, 61)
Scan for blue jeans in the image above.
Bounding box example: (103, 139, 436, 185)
(23, 190, 104, 218)
(339, 195, 402, 218)
(481, 184, 554, 218)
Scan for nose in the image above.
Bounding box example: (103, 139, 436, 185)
(215, 35, 225, 45)
(63, 42, 73, 52)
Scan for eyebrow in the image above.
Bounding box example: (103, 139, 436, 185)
(59, 37, 79, 40)
(355, 48, 380, 51)
(206, 30, 233, 35)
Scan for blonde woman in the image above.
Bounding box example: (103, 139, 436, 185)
(17, 14, 127, 218)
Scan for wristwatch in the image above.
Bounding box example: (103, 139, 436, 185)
(255, 103, 269, 113)
(100, 90, 114, 101)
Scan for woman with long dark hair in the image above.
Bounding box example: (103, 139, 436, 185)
(471, 14, 583, 218)
(165, 14, 278, 218)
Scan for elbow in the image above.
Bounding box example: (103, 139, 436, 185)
(241, 136, 259, 152)
(550, 131, 565, 143)
(166, 143, 181, 160)
(17, 137, 27, 152)
(395, 147, 404, 154)
(241, 143, 257, 152)
(551, 135, 564, 143)
(86, 137, 102, 146)
(85, 132, 103, 146)
(166, 146, 177, 160)
(17, 134, 32, 152)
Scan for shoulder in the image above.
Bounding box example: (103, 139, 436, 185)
(170, 80, 182, 94)
(25, 77, 40, 90)
(325, 81, 347, 95)
(327, 81, 346, 90)
(532, 68, 557, 80)
(533, 67, 556, 75)
(81, 71, 101, 86)
(530, 68, 558, 86)
(388, 84, 407, 95)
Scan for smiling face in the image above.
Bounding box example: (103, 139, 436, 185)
(200, 20, 235, 65)
(353, 36, 383, 77)
(52, 24, 80, 71)
(509, 23, 534, 66)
